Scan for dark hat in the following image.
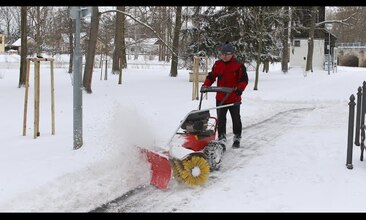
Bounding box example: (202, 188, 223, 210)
(221, 42, 234, 55)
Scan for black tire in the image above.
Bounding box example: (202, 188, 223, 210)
(203, 141, 225, 171)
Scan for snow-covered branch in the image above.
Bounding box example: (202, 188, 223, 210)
(315, 12, 356, 27)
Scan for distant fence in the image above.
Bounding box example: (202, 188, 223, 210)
(346, 81, 366, 169)
(0, 54, 171, 70)
(337, 42, 366, 48)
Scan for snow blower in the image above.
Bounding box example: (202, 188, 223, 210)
(139, 86, 240, 190)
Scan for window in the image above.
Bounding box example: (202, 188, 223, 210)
(294, 40, 300, 47)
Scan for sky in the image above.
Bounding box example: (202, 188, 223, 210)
(0, 53, 366, 213)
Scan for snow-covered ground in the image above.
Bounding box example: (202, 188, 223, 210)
(0, 53, 365, 212)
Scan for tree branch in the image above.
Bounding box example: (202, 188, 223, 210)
(315, 12, 356, 27)
(100, 9, 177, 57)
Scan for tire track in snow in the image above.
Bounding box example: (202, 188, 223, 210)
(90, 107, 315, 212)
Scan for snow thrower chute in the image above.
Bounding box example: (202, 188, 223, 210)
(139, 86, 240, 190)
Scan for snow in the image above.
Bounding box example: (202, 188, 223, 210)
(11, 37, 33, 47)
(0, 53, 366, 212)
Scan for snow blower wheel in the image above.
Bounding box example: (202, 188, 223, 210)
(203, 141, 225, 171)
(177, 153, 210, 186)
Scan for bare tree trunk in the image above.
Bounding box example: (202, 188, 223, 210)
(18, 6, 27, 88)
(166, 7, 172, 63)
(159, 7, 167, 61)
(83, 7, 99, 94)
(254, 37, 263, 90)
(305, 7, 317, 72)
(262, 60, 269, 73)
(254, 7, 263, 91)
(36, 7, 41, 56)
(120, 7, 127, 69)
(281, 6, 290, 73)
(169, 6, 182, 77)
(112, 6, 124, 75)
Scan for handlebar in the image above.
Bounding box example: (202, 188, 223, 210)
(198, 86, 236, 110)
(200, 86, 234, 94)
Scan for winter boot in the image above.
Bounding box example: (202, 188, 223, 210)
(218, 135, 227, 152)
(232, 135, 241, 149)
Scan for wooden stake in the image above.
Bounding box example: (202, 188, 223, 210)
(33, 61, 40, 139)
(23, 57, 56, 138)
(22, 59, 30, 136)
(50, 60, 55, 135)
(34, 61, 39, 139)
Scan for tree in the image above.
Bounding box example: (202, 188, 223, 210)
(112, 6, 126, 82)
(237, 7, 283, 90)
(281, 7, 291, 73)
(101, 8, 178, 61)
(328, 7, 364, 43)
(305, 6, 317, 73)
(0, 7, 20, 45)
(18, 6, 27, 88)
(99, 12, 115, 69)
(83, 7, 99, 93)
(28, 7, 50, 56)
(169, 6, 182, 77)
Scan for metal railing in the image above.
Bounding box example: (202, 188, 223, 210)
(337, 42, 366, 48)
(346, 81, 366, 169)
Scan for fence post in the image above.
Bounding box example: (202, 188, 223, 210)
(346, 94, 356, 169)
(360, 125, 365, 161)
(361, 82, 366, 128)
(354, 86, 362, 146)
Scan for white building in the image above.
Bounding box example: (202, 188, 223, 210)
(289, 38, 325, 69)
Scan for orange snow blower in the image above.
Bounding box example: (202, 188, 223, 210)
(139, 86, 240, 190)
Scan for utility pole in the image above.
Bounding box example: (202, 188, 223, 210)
(70, 7, 91, 150)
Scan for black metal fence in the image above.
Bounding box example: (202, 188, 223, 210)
(346, 81, 366, 169)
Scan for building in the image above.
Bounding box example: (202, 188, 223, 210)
(289, 29, 337, 69)
(289, 7, 337, 70)
(6, 37, 36, 55)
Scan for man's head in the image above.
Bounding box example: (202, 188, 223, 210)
(220, 41, 234, 62)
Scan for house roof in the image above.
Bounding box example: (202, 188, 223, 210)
(140, 38, 159, 45)
(12, 37, 34, 46)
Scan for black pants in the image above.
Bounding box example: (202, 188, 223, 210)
(216, 101, 242, 140)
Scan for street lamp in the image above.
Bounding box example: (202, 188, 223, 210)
(70, 7, 92, 150)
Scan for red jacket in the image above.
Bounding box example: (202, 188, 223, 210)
(203, 56, 248, 104)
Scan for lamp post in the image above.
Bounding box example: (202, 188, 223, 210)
(70, 7, 91, 150)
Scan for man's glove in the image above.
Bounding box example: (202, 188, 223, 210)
(201, 85, 209, 93)
(235, 88, 243, 96)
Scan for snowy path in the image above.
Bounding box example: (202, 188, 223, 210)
(91, 106, 315, 212)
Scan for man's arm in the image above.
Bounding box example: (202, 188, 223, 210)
(203, 62, 219, 87)
(236, 64, 249, 93)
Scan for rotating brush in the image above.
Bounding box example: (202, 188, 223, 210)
(171, 159, 183, 180)
(178, 154, 210, 186)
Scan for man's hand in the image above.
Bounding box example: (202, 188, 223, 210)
(200, 85, 209, 93)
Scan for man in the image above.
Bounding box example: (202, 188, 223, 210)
(202, 41, 249, 149)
